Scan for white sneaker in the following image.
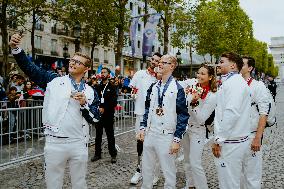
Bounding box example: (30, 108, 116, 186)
(130, 171, 142, 185)
(152, 176, 159, 186)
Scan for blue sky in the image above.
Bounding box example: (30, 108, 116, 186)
(240, 0, 284, 45)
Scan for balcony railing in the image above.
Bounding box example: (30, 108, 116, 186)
(51, 51, 58, 56)
(57, 28, 70, 36)
(93, 58, 99, 62)
(35, 48, 43, 54)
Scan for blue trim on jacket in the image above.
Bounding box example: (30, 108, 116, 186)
(174, 81, 189, 139)
(140, 82, 155, 129)
(140, 80, 190, 140)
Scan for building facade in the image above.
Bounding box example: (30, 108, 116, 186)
(269, 36, 284, 81)
(0, 0, 205, 77)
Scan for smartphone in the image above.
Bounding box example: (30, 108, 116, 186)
(19, 30, 24, 37)
(70, 90, 78, 98)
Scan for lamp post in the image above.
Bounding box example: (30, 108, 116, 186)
(74, 21, 81, 52)
(63, 43, 68, 68)
(176, 50, 181, 79)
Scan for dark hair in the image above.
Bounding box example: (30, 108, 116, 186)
(9, 86, 17, 92)
(153, 52, 162, 58)
(242, 56, 255, 69)
(221, 52, 243, 71)
(199, 63, 217, 93)
(102, 67, 111, 74)
(24, 81, 33, 91)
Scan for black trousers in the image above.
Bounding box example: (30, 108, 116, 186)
(95, 116, 117, 157)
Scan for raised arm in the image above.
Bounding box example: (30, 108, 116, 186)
(9, 34, 58, 89)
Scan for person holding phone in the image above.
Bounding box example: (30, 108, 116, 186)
(9, 34, 100, 189)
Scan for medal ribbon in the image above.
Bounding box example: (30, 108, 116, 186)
(157, 76, 173, 108)
(69, 75, 85, 92)
(221, 71, 238, 83)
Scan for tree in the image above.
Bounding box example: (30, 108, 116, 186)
(0, 0, 37, 76)
(57, 0, 118, 72)
(113, 0, 129, 74)
(195, 0, 254, 62)
(149, 0, 184, 54)
(171, 1, 197, 77)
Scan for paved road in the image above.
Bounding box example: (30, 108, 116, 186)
(1, 85, 284, 189)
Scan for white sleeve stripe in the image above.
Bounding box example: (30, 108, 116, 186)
(12, 47, 22, 54)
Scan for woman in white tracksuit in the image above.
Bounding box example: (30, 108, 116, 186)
(183, 64, 217, 189)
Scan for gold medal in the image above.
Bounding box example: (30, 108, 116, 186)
(156, 107, 164, 116)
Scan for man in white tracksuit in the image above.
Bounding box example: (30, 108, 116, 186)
(10, 34, 100, 189)
(212, 52, 252, 189)
(129, 52, 162, 185)
(241, 56, 269, 189)
(137, 54, 189, 189)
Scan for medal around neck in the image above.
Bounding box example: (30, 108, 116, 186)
(156, 107, 164, 116)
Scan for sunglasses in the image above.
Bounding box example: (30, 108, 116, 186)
(69, 59, 87, 67)
(161, 61, 172, 65)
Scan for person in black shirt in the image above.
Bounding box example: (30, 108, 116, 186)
(267, 76, 277, 102)
(91, 68, 118, 163)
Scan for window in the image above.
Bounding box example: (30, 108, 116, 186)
(94, 48, 99, 58)
(104, 50, 108, 62)
(85, 47, 90, 55)
(138, 6, 141, 15)
(128, 37, 131, 46)
(51, 39, 57, 52)
(35, 35, 42, 49)
(152, 46, 155, 52)
(138, 40, 141, 48)
(51, 21, 57, 34)
(138, 24, 141, 32)
(158, 47, 161, 53)
(130, 2, 133, 11)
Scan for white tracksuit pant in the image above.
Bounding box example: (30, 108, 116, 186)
(44, 136, 88, 189)
(215, 138, 250, 189)
(141, 132, 176, 189)
(183, 128, 208, 189)
(241, 136, 262, 189)
(135, 115, 160, 177)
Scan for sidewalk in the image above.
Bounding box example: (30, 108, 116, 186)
(1, 85, 284, 189)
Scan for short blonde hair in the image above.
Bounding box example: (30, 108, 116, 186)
(162, 54, 177, 67)
(74, 52, 92, 67)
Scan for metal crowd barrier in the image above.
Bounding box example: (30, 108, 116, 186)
(0, 98, 136, 168)
(0, 100, 44, 109)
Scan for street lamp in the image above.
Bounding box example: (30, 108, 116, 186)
(63, 44, 69, 73)
(176, 50, 181, 79)
(74, 21, 81, 52)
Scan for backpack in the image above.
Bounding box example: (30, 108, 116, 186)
(248, 78, 277, 127)
(264, 89, 277, 127)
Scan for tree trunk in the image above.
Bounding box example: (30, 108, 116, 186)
(163, 22, 169, 54)
(115, 23, 124, 76)
(142, 0, 148, 70)
(189, 45, 193, 78)
(0, 0, 9, 76)
(90, 39, 97, 73)
(31, 10, 36, 61)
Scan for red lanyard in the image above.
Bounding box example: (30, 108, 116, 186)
(247, 77, 253, 86)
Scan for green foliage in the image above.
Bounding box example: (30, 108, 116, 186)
(148, 0, 185, 54)
(195, 0, 253, 60)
